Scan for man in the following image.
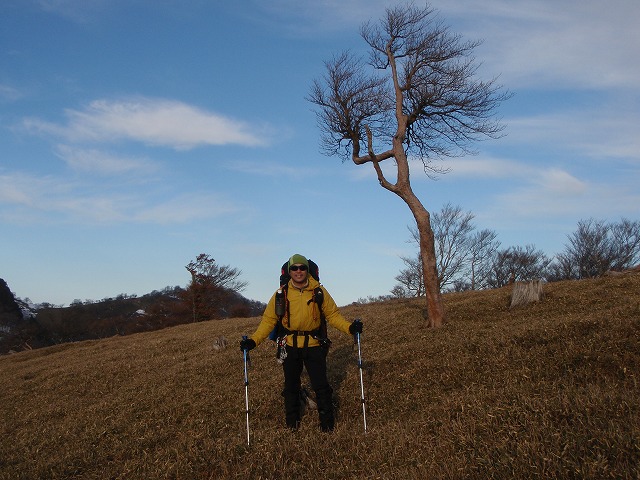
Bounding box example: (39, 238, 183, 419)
(240, 254, 362, 431)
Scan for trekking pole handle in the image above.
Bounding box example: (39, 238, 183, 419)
(352, 318, 362, 345)
(242, 335, 250, 382)
(353, 319, 363, 367)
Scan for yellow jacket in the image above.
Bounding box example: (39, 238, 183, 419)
(251, 276, 352, 348)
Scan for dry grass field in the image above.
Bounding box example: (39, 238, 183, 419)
(1, 273, 639, 479)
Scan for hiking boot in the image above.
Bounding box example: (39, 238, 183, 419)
(315, 386, 334, 432)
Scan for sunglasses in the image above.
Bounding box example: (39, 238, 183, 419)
(289, 264, 308, 272)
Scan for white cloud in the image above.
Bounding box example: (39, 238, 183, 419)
(22, 97, 270, 149)
(536, 168, 587, 195)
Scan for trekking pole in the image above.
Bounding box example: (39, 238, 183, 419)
(242, 335, 251, 446)
(353, 319, 367, 433)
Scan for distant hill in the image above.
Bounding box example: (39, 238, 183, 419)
(0, 278, 42, 354)
(0, 281, 265, 354)
(1, 271, 638, 478)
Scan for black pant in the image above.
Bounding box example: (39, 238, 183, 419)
(282, 344, 334, 431)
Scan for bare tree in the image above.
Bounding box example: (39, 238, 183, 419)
(394, 254, 424, 297)
(308, 4, 509, 326)
(402, 205, 499, 292)
(487, 245, 551, 288)
(432, 204, 475, 289)
(609, 218, 640, 270)
(549, 218, 640, 280)
(406, 204, 474, 289)
(468, 229, 500, 290)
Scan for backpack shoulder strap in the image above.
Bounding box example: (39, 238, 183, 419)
(310, 286, 331, 347)
(276, 284, 288, 320)
(268, 285, 289, 342)
(313, 286, 324, 316)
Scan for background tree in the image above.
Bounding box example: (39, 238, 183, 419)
(431, 204, 475, 289)
(399, 204, 499, 293)
(184, 254, 248, 322)
(394, 253, 424, 297)
(486, 245, 551, 288)
(609, 218, 640, 269)
(308, 3, 509, 327)
(467, 229, 501, 290)
(548, 218, 640, 280)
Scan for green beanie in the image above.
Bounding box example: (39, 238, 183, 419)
(288, 254, 309, 270)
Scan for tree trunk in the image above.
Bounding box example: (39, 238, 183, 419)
(367, 132, 446, 327)
(413, 204, 446, 327)
(386, 125, 445, 326)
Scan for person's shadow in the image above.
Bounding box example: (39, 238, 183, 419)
(326, 340, 374, 421)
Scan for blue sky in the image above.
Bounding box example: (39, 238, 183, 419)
(1, 0, 639, 307)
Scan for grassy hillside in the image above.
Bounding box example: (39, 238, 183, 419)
(1, 273, 639, 479)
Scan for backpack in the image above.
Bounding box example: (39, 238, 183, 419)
(269, 259, 330, 348)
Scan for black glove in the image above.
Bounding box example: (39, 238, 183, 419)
(349, 321, 363, 335)
(240, 338, 256, 352)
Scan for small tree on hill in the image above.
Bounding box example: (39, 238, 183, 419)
(184, 254, 248, 322)
(308, 3, 509, 326)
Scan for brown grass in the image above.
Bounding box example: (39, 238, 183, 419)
(1, 273, 639, 479)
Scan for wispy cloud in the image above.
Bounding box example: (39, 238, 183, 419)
(132, 192, 243, 225)
(22, 97, 271, 149)
(439, 156, 534, 179)
(440, 157, 591, 206)
(54, 145, 159, 176)
(260, 0, 640, 91)
(246, 0, 388, 36)
(0, 83, 23, 102)
(348, 155, 535, 182)
(0, 170, 244, 225)
(504, 107, 640, 162)
(35, 0, 110, 23)
(491, 176, 638, 220)
(439, 0, 640, 90)
(0, 171, 70, 206)
(224, 159, 320, 179)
